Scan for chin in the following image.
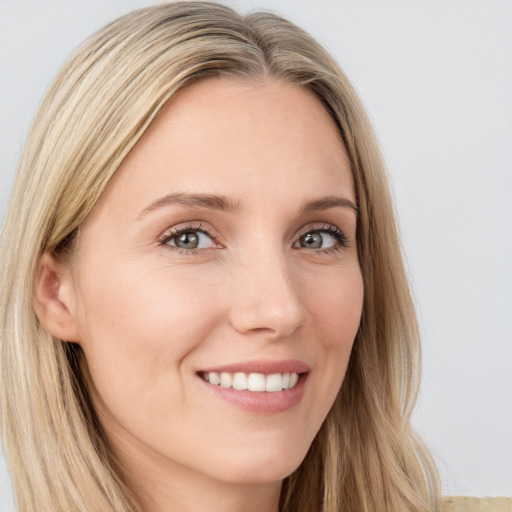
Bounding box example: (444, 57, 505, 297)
(209, 443, 309, 486)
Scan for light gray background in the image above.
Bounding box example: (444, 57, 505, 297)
(1, 0, 511, 508)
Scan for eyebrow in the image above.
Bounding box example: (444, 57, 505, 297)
(302, 196, 359, 215)
(137, 192, 242, 219)
(137, 192, 358, 219)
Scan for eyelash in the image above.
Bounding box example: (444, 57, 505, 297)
(158, 223, 217, 254)
(296, 224, 349, 254)
(157, 223, 349, 255)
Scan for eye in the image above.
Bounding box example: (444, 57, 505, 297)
(294, 226, 348, 251)
(159, 225, 217, 251)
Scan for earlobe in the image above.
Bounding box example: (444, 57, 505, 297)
(33, 252, 81, 342)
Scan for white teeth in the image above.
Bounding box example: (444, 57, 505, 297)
(220, 372, 232, 388)
(202, 371, 300, 392)
(265, 373, 282, 392)
(232, 372, 248, 390)
(208, 372, 220, 385)
(247, 373, 266, 392)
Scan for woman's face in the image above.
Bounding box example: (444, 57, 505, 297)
(66, 78, 363, 487)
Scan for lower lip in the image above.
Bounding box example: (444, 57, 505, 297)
(198, 374, 308, 414)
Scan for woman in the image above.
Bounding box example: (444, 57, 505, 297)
(0, 2, 441, 511)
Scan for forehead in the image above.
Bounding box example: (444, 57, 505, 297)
(90, 77, 354, 220)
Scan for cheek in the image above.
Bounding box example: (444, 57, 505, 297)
(77, 260, 220, 347)
(296, 265, 363, 427)
(73, 262, 222, 408)
(312, 267, 363, 388)
(306, 265, 364, 349)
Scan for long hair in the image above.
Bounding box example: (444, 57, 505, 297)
(0, 2, 441, 511)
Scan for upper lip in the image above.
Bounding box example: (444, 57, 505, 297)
(198, 359, 310, 375)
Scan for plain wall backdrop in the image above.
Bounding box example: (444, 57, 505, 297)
(1, 0, 511, 509)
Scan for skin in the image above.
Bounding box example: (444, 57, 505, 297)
(35, 78, 364, 512)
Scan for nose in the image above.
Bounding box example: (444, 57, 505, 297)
(227, 252, 307, 340)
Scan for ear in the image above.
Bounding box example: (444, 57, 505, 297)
(33, 252, 81, 342)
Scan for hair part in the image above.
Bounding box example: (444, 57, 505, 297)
(0, 2, 441, 511)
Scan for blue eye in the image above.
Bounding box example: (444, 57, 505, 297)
(159, 224, 347, 253)
(294, 226, 347, 250)
(160, 226, 216, 251)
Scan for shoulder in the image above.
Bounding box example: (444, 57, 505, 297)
(443, 497, 512, 512)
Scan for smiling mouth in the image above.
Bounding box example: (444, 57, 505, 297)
(197, 362, 309, 413)
(198, 371, 300, 392)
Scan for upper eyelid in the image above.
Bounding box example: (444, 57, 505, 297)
(296, 223, 348, 240)
(160, 222, 215, 237)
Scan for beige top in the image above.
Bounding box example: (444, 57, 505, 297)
(443, 497, 512, 512)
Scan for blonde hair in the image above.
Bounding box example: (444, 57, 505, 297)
(0, 2, 441, 511)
